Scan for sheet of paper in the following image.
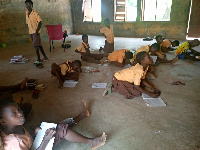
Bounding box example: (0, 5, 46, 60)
(123, 64, 132, 68)
(142, 93, 166, 107)
(63, 80, 78, 87)
(31, 122, 57, 150)
(91, 83, 107, 88)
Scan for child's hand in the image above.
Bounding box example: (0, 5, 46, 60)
(43, 128, 56, 142)
(149, 92, 160, 98)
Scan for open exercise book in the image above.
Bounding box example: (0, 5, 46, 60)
(31, 122, 57, 150)
(142, 93, 166, 107)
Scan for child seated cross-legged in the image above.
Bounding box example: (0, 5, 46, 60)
(104, 51, 160, 99)
(107, 49, 133, 68)
(0, 93, 107, 150)
(156, 35, 180, 53)
(175, 39, 200, 61)
(99, 18, 114, 54)
(51, 60, 82, 88)
(75, 34, 108, 64)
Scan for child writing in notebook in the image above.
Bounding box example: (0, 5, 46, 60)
(51, 60, 82, 88)
(107, 49, 133, 68)
(0, 93, 107, 150)
(156, 35, 180, 52)
(75, 34, 107, 64)
(104, 51, 160, 99)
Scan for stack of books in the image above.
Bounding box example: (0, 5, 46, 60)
(10, 55, 28, 63)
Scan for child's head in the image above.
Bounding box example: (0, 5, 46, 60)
(82, 34, 88, 44)
(156, 35, 163, 44)
(136, 51, 153, 65)
(0, 93, 25, 127)
(190, 39, 200, 47)
(72, 60, 82, 71)
(25, 0, 33, 9)
(171, 40, 180, 47)
(104, 18, 110, 28)
(125, 51, 133, 59)
(149, 43, 160, 53)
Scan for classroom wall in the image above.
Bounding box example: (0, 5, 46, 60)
(0, 0, 73, 44)
(71, 0, 191, 40)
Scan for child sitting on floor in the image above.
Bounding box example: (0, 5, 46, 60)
(156, 35, 180, 52)
(107, 49, 133, 68)
(175, 39, 200, 61)
(104, 51, 160, 99)
(99, 18, 114, 54)
(0, 94, 107, 150)
(75, 34, 107, 64)
(51, 60, 82, 88)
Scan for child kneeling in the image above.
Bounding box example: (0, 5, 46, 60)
(105, 51, 160, 99)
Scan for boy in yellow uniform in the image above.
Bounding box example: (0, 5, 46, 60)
(75, 34, 107, 64)
(104, 51, 160, 99)
(175, 39, 200, 60)
(108, 49, 133, 68)
(156, 35, 179, 52)
(51, 60, 82, 88)
(25, 0, 48, 64)
(99, 18, 114, 53)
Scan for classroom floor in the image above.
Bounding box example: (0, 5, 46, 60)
(0, 35, 200, 150)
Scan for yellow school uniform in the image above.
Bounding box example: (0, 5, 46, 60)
(59, 60, 74, 75)
(26, 10, 42, 34)
(108, 49, 130, 63)
(114, 63, 149, 86)
(161, 40, 171, 48)
(99, 26, 114, 44)
(132, 45, 150, 62)
(76, 42, 90, 53)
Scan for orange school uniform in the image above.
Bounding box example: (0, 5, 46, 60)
(108, 49, 130, 63)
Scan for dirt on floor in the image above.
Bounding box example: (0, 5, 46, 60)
(0, 35, 200, 150)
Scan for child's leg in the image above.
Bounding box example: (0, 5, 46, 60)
(81, 54, 101, 64)
(183, 53, 200, 61)
(157, 57, 178, 64)
(51, 63, 64, 88)
(38, 46, 48, 59)
(34, 46, 41, 61)
(72, 100, 90, 124)
(64, 130, 107, 150)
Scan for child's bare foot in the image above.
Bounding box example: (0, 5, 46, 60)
(20, 77, 28, 90)
(81, 100, 90, 117)
(90, 132, 107, 149)
(171, 57, 178, 65)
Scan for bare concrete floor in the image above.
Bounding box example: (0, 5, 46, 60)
(0, 35, 200, 150)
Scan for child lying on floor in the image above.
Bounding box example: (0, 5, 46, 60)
(107, 49, 133, 68)
(75, 34, 108, 64)
(104, 51, 160, 99)
(51, 60, 82, 88)
(99, 18, 114, 54)
(0, 94, 107, 150)
(175, 39, 200, 61)
(156, 35, 180, 52)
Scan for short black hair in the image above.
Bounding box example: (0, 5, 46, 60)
(0, 93, 15, 119)
(155, 35, 162, 41)
(82, 34, 88, 40)
(25, 0, 33, 7)
(151, 43, 160, 51)
(73, 60, 82, 68)
(125, 51, 133, 59)
(172, 40, 180, 46)
(136, 51, 148, 64)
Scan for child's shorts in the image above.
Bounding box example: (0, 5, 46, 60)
(177, 52, 191, 59)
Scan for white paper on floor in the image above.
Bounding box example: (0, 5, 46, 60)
(123, 64, 132, 68)
(91, 83, 107, 88)
(142, 93, 166, 107)
(150, 56, 157, 64)
(31, 122, 57, 150)
(63, 80, 78, 87)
